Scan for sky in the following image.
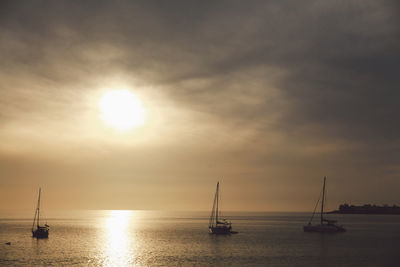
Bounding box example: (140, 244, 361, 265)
(0, 0, 399, 212)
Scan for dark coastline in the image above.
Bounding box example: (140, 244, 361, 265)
(328, 204, 400, 215)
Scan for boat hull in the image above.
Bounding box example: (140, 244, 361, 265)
(32, 227, 49, 238)
(209, 226, 232, 235)
(303, 224, 346, 233)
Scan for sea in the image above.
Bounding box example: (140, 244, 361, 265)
(1, 210, 400, 266)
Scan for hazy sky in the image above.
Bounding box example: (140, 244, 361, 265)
(1, 0, 399, 211)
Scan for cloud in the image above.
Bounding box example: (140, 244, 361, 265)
(0, 0, 399, 210)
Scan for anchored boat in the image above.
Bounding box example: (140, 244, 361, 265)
(304, 176, 346, 233)
(32, 188, 49, 238)
(208, 182, 236, 234)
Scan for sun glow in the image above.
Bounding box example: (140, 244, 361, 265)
(99, 90, 145, 131)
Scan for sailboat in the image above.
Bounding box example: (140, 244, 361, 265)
(303, 176, 346, 233)
(208, 182, 236, 234)
(32, 188, 49, 238)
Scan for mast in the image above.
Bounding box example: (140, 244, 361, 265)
(320, 177, 326, 224)
(216, 182, 219, 223)
(37, 188, 41, 227)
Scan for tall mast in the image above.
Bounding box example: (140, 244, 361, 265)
(320, 177, 326, 224)
(37, 188, 41, 227)
(216, 182, 219, 223)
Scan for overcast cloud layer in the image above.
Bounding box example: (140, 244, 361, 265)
(0, 0, 399, 211)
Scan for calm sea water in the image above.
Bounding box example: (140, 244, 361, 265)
(1, 210, 400, 266)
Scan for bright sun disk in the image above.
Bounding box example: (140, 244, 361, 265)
(99, 90, 145, 131)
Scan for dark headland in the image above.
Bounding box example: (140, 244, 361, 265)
(329, 203, 400, 215)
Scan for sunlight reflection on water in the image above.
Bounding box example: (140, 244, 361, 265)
(101, 210, 138, 266)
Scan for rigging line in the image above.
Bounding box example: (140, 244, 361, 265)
(209, 183, 218, 227)
(32, 208, 38, 231)
(309, 190, 322, 224)
(219, 185, 222, 219)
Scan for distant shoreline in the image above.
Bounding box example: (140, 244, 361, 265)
(328, 204, 400, 215)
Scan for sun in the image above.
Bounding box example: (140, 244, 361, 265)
(99, 90, 145, 131)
